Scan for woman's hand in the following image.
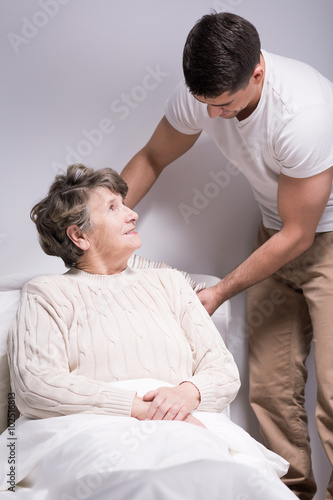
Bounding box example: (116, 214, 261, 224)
(131, 384, 205, 428)
(131, 394, 151, 420)
(142, 382, 201, 422)
(182, 414, 206, 428)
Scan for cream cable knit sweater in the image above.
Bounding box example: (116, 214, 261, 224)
(8, 267, 240, 419)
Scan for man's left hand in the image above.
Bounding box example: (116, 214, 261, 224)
(196, 285, 221, 316)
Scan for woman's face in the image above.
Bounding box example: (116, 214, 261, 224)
(84, 187, 142, 269)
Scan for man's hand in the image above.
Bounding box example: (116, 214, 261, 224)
(196, 285, 222, 316)
(142, 383, 200, 423)
(198, 169, 333, 308)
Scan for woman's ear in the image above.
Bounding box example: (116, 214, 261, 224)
(66, 225, 90, 251)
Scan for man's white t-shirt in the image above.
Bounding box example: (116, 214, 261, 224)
(165, 50, 333, 231)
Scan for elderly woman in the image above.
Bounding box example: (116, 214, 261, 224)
(8, 163, 240, 425)
(3, 164, 294, 500)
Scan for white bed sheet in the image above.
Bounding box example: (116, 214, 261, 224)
(0, 379, 295, 499)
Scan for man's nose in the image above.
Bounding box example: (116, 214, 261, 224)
(207, 105, 222, 119)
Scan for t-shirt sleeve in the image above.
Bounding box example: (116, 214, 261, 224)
(164, 80, 205, 135)
(275, 105, 333, 178)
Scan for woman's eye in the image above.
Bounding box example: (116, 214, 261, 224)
(109, 205, 114, 211)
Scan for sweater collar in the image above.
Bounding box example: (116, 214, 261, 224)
(64, 265, 138, 288)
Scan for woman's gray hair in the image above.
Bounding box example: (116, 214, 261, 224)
(30, 164, 128, 268)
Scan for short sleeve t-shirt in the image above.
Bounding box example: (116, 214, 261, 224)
(165, 50, 333, 231)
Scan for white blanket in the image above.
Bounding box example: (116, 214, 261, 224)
(0, 379, 295, 499)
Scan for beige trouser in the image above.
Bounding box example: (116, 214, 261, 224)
(248, 223, 333, 500)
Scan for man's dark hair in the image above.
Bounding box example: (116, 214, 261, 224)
(183, 12, 261, 98)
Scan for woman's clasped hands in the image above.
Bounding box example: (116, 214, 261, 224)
(131, 382, 205, 428)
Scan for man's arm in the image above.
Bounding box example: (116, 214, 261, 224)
(198, 167, 333, 315)
(121, 115, 201, 208)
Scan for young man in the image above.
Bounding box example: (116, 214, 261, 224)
(120, 12, 333, 499)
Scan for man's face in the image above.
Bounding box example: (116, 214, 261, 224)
(193, 57, 265, 121)
(193, 80, 259, 121)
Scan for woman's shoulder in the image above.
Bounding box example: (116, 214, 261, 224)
(138, 267, 191, 292)
(128, 255, 205, 291)
(139, 266, 181, 278)
(22, 273, 73, 296)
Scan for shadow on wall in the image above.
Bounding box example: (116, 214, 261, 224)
(133, 136, 261, 279)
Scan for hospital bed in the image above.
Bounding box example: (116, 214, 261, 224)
(0, 263, 295, 499)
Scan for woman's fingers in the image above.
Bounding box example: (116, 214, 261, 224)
(142, 390, 157, 402)
(143, 389, 189, 421)
(138, 387, 206, 428)
(184, 414, 206, 428)
(145, 394, 170, 420)
(142, 386, 201, 423)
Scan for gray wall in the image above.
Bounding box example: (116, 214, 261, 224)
(1, 1, 332, 497)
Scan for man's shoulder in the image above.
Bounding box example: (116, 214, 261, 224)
(164, 79, 208, 134)
(264, 49, 318, 73)
(264, 50, 333, 110)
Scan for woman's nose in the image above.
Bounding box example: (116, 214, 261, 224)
(126, 206, 139, 221)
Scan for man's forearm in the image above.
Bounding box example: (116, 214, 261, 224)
(121, 116, 201, 208)
(215, 228, 313, 305)
(121, 151, 162, 209)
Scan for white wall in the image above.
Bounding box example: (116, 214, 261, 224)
(1, 1, 332, 497)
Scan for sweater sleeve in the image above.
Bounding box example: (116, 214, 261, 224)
(172, 271, 240, 413)
(7, 287, 136, 419)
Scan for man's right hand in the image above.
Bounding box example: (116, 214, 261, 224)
(196, 285, 224, 316)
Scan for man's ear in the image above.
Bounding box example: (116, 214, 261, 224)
(66, 225, 90, 251)
(252, 61, 265, 85)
